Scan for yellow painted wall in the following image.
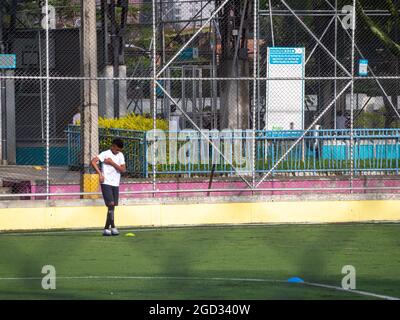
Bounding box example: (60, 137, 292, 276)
(1, 200, 400, 231)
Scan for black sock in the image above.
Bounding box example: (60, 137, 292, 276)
(104, 206, 114, 229)
(110, 207, 115, 228)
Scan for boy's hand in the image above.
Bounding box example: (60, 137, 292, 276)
(99, 174, 105, 183)
(103, 157, 125, 173)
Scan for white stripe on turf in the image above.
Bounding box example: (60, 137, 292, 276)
(303, 281, 399, 301)
(0, 275, 398, 300)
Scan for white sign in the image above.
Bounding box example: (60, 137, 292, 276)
(41, 5, 56, 30)
(0, 54, 16, 69)
(359, 59, 368, 76)
(266, 47, 305, 131)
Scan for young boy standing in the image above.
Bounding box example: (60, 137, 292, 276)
(91, 138, 126, 236)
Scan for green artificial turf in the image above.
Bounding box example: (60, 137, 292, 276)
(0, 224, 399, 300)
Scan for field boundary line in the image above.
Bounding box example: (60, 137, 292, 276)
(0, 275, 398, 300)
(303, 281, 399, 300)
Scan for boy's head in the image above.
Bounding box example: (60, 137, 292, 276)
(111, 138, 124, 154)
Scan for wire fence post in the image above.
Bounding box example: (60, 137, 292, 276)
(252, 0, 258, 192)
(152, 0, 157, 198)
(80, 0, 99, 199)
(350, 0, 357, 193)
(45, 0, 50, 200)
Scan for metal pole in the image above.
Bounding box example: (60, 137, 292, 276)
(45, 0, 50, 199)
(152, 0, 157, 196)
(101, 0, 109, 65)
(232, 0, 248, 69)
(334, 0, 338, 130)
(161, 3, 167, 120)
(38, 31, 45, 142)
(4, 75, 400, 81)
(350, 0, 356, 192)
(252, 0, 258, 189)
(81, 0, 99, 197)
(257, 5, 261, 130)
(0, 76, 2, 164)
(268, 0, 275, 47)
(211, 19, 217, 129)
(110, 1, 120, 118)
(0, 5, 3, 164)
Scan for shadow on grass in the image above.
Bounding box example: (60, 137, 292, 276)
(0, 223, 400, 299)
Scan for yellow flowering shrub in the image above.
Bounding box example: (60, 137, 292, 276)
(73, 113, 168, 177)
(98, 113, 168, 131)
(75, 113, 168, 131)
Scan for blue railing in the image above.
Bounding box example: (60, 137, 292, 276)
(66, 127, 400, 177)
(255, 129, 400, 175)
(66, 125, 146, 177)
(149, 129, 400, 176)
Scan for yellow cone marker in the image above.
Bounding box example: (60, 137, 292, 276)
(125, 233, 136, 237)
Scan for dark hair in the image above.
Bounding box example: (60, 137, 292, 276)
(112, 138, 124, 149)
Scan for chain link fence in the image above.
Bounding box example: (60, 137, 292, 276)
(1, 0, 400, 200)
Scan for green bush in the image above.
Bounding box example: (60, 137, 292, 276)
(98, 113, 168, 131)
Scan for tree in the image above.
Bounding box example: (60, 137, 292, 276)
(356, 0, 400, 128)
(217, 0, 252, 130)
(357, 0, 400, 56)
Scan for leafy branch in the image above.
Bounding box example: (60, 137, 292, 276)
(356, 0, 400, 56)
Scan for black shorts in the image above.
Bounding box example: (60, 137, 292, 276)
(101, 184, 119, 206)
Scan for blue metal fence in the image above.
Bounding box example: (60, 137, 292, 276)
(66, 125, 146, 177)
(66, 127, 400, 177)
(256, 129, 400, 175)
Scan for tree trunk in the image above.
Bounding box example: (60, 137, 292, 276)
(219, 60, 250, 129)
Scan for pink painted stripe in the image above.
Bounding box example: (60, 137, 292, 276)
(20, 178, 400, 200)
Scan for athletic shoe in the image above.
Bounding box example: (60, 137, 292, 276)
(103, 229, 112, 236)
(111, 228, 120, 236)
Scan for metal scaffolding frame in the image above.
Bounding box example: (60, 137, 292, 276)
(1, 0, 400, 199)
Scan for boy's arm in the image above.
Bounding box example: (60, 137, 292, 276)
(119, 154, 126, 173)
(119, 154, 127, 173)
(118, 164, 127, 174)
(91, 156, 105, 182)
(104, 159, 126, 173)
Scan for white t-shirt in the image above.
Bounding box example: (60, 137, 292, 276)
(98, 149, 126, 187)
